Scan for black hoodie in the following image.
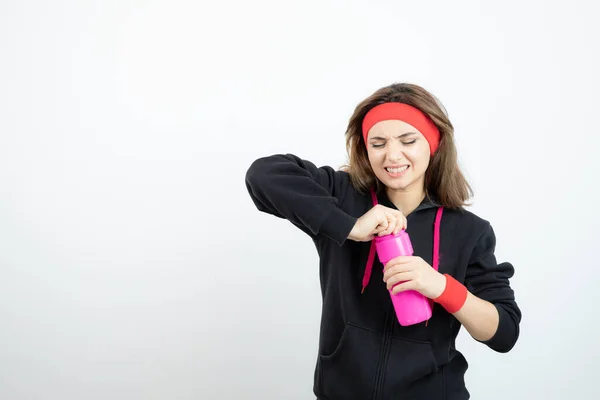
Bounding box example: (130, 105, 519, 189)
(245, 154, 521, 400)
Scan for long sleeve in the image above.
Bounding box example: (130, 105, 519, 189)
(244, 154, 358, 246)
(464, 222, 522, 353)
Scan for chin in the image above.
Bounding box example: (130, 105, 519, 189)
(384, 180, 411, 191)
(378, 174, 422, 192)
(375, 175, 409, 191)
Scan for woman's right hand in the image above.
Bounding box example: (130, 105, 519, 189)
(347, 205, 407, 242)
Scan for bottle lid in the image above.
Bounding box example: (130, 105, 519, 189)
(374, 230, 408, 243)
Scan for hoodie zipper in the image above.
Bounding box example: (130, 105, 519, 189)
(371, 304, 395, 399)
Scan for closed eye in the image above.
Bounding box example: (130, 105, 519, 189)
(371, 138, 417, 148)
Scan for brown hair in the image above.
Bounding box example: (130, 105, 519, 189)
(341, 82, 473, 209)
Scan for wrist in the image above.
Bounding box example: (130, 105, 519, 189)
(347, 219, 364, 242)
(347, 222, 359, 241)
(429, 272, 447, 299)
(433, 274, 468, 314)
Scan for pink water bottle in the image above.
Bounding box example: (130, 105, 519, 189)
(374, 230, 432, 326)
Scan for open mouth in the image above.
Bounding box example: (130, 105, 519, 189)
(385, 165, 409, 176)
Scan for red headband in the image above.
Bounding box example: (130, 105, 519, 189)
(362, 102, 440, 155)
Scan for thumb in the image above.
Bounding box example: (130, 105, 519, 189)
(378, 213, 389, 229)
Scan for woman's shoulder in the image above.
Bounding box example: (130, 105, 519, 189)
(451, 206, 490, 225)
(248, 153, 349, 177)
(246, 152, 360, 200)
(443, 206, 496, 242)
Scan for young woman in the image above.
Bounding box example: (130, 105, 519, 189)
(244, 83, 521, 399)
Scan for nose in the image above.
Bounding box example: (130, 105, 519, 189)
(386, 140, 405, 162)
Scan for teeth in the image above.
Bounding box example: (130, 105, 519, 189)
(386, 166, 408, 173)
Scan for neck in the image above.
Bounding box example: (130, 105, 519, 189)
(385, 185, 426, 216)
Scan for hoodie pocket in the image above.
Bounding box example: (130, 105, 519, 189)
(316, 323, 381, 399)
(381, 336, 442, 399)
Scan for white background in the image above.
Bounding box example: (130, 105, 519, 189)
(1, 0, 599, 399)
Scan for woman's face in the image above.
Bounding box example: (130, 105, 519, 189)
(366, 119, 431, 193)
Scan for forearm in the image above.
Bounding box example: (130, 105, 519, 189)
(245, 154, 356, 244)
(452, 292, 499, 342)
(446, 222, 521, 352)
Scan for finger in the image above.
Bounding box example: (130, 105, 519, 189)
(379, 212, 397, 235)
(386, 211, 402, 234)
(385, 213, 398, 235)
(383, 263, 412, 280)
(383, 256, 413, 271)
(387, 211, 401, 232)
(397, 215, 407, 231)
(393, 213, 407, 233)
(372, 225, 388, 238)
(384, 271, 413, 290)
(391, 280, 416, 294)
(373, 222, 388, 235)
(377, 212, 389, 230)
(397, 215, 406, 233)
(375, 212, 394, 236)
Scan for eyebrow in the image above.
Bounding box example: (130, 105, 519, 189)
(369, 132, 418, 141)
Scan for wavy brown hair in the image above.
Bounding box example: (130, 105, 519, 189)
(341, 83, 473, 209)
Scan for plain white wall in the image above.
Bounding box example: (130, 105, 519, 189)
(1, 0, 599, 399)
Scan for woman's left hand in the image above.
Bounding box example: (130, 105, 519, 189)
(382, 256, 447, 299)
